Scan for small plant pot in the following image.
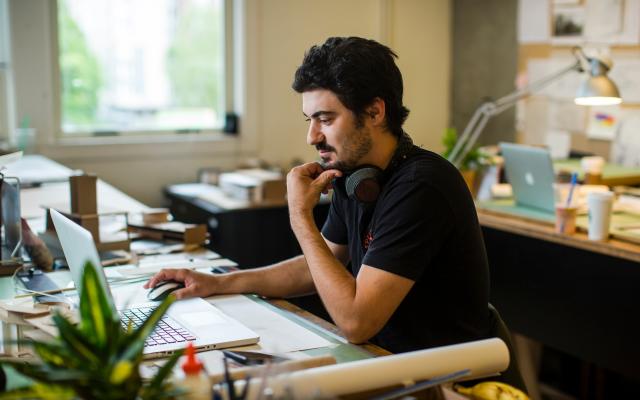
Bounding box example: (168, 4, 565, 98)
(461, 169, 477, 195)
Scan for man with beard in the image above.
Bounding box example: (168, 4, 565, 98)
(146, 37, 492, 354)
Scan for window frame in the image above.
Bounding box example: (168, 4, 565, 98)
(52, 0, 234, 141)
(8, 0, 259, 161)
(0, 0, 14, 142)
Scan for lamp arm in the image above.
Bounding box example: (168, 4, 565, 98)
(447, 58, 582, 169)
(494, 60, 582, 109)
(448, 103, 494, 168)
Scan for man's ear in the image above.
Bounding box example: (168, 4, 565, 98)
(365, 97, 386, 127)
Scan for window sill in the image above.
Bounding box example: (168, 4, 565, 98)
(56, 131, 232, 146)
(39, 131, 243, 162)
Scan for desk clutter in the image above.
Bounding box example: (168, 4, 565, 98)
(216, 168, 286, 204)
(0, 155, 528, 398)
(474, 144, 640, 245)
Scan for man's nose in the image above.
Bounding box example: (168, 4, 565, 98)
(307, 121, 324, 146)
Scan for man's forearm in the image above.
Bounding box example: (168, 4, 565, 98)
(290, 212, 359, 330)
(217, 255, 316, 298)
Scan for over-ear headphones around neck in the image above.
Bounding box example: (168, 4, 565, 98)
(345, 133, 415, 203)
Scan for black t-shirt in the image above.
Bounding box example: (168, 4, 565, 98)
(321, 144, 492, 353)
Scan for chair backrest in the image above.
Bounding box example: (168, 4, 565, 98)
(488, 303, 528, 393)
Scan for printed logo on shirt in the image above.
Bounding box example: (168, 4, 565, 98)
(363, 230, 373, 250)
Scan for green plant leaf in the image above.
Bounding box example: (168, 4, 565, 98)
(78, 261, 118, 348)
(119, 295, 175, 361)
(51, 311, 100, 365)
(140, 349, 185, 400)
(32, 341, 81, 370)
(0, 382, 75, 400)
(1, 262, 181, 399)
(0, 360, 86, 385)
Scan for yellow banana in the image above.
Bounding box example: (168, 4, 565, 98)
(455, 381, 529, 400)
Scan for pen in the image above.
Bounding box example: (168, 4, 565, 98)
(14, 286, 77, 299)
(565, 172, 577, 208)
(560, 172, 578, 234)
(222, 350, 250, 365)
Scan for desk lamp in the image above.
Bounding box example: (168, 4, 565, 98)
(447, 47, 622, 168)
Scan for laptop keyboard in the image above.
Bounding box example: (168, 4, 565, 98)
(120, 306, 196, 347)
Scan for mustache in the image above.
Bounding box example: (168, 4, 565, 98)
(315, 142, 336, 152)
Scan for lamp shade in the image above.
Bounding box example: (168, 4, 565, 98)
(574, 58, 622, 106)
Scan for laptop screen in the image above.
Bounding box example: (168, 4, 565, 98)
(500, 142, 556, 213)
(50, 209, 115, 306)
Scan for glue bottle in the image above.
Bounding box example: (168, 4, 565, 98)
(180, 342, 212, 400)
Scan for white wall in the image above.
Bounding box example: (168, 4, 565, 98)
(257, 0, 452, 166)
(8, 0, 451, 206)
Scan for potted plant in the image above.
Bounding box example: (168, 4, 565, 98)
(441, 127, 489, 194)
(0, 262, 183, 399)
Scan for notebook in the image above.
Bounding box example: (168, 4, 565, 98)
(50, 209, 259, 359)
(500, 142, 556, 213)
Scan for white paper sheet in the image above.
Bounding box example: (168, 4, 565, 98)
(209, 295, 334, 354)
(587, 105, 621, 140)
(523, 96, 550, 145)
(585, 0, 624, 41)
(545, 130, 572, 159)
(547, 99, 587, 132)
(585, 0, 640, 44)
(518, 0, 550, 43)
(611, 109, 640, 166)
(609, 57, 640, 103)
(117, 258, 238, 277)
(528, 58, 584, 100)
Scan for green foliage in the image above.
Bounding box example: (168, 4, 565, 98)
(167, 3, 224, 111)
(0, 261, 183, 399)
(58, 0, 103, 127)
(441, 127, 488, 171)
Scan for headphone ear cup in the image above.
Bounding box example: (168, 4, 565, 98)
(346, 167, 381, 203)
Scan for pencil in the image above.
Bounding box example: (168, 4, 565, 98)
(14, 286, 77, 299)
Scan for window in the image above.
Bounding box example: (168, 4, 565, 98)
(0, 0, 11, 141)
(57, 0, 228, 136)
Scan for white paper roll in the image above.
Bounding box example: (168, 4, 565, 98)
(243, 338, 509, 399)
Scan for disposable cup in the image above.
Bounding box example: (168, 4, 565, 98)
(587, 191, 614, 241)
(555, 205, 577, 234)
(581, 156, 605, 183)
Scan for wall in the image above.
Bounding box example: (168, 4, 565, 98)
(8, 0, 451, 206)
(257, 0, 452, 165)
(451, 0, 518, 146)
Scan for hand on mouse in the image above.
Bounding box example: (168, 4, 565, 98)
(144, 269, 218, 300)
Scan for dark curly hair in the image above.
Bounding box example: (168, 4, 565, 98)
(292, 37, 410, 138)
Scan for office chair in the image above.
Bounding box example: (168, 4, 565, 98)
(454, 303, 528, 395)
(487, 303, 528, 393)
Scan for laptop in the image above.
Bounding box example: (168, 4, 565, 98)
(50, 209, 259, 359)
(500, 142, 556, 213)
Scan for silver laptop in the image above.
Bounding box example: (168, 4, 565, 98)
(500, 142, 556, 213)
(50, 209, 259, 359)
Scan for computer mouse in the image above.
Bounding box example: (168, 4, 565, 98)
(147, 280, 185, 301)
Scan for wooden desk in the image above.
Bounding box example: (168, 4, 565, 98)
(554, 159, 640, 187)
(165, 183, 330, 268)
(3, 158, 395, 395)
(7, 155, 150, 221)
(476, 204, 640, 379)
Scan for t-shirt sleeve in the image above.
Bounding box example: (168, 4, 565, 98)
(321, 194, 349, 245)
(362, 181, 453, 281)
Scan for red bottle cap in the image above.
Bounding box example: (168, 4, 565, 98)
(181, 342, 203, 374)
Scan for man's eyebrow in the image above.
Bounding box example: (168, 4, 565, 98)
(303, 111, 336, 119)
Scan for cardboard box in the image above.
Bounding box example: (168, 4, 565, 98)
(70, 174, 97, 214)
(218, 169, 286, 203)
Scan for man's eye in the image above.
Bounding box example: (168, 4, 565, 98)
(319, 119, 331, 124)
